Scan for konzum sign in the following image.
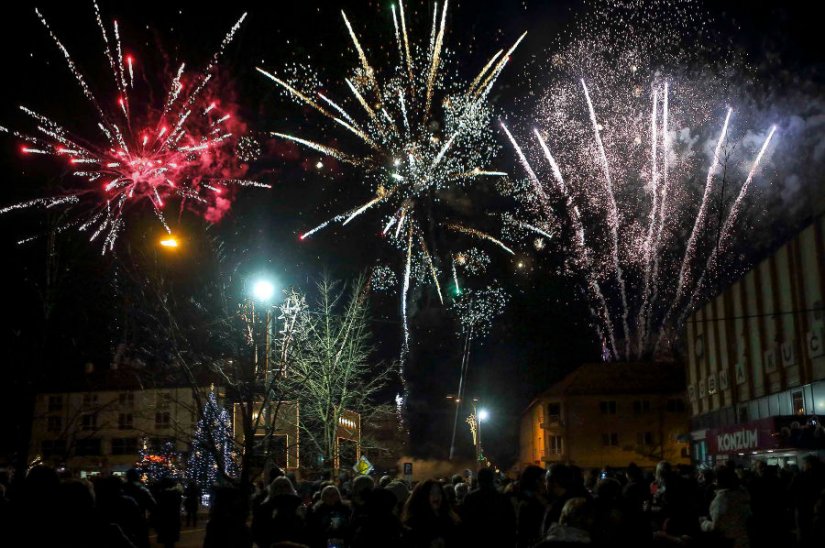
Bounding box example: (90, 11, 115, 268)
(706, 418, 779, 454)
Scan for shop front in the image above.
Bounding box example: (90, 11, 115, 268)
(692, 415, 825, 468)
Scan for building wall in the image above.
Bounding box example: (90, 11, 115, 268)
(31, 386, 204, 475)
(686, 215, 825, 421)
(519, 400, 546, 466)
(521, 393, 689, 470)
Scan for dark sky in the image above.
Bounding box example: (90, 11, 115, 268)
(0, 0, 821, 466)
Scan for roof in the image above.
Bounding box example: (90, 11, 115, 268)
(530, 361, 685, 406)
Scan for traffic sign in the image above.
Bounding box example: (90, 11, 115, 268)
(353, 455, 374, 476)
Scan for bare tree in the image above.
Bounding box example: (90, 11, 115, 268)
(286, 276, 394, 478)
(118, 239, 308, 504)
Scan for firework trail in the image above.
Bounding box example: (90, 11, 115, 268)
(1, 3, 262, 253)
(259, 0, 524, 363)
(507, 86, 776, 361)
(498, 0, 782, 360)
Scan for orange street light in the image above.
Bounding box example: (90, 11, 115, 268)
(159, 236, 179, 249)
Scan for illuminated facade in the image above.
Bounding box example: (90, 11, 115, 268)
(686, 215, 825, 467)
(520, 362, 690, 470)
(31, 383, 204, 477)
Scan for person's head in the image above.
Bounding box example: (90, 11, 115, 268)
(269, 466, 285, 483)
(125, 468, 141, 483)
(477, 467, 496, 489)
(625, 463, 643, 483)
(595, 478, 622, 502)
(519, 465, 546, 495)
(559, 497, 593, 530)
(320, 484, 342, 506)
(268, 476, 297, 498)
(403, 479, 450, 524)
(351, 475, 374, 505)
(655, 461, 672, 483)
(379, 475, 393, 488)
(802, 454, 821, 472)
(547, 463, 574, 496)
(386, 480, 410, 508)
(451, 474, 464, 485)
(442, 483, 456, 506)
(455, 481, 469, 502)
(753, 460, 767, 476)
(715, 466, 739, 490)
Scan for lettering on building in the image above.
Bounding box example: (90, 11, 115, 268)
(781, 341, 797, 367)
(718, 369, 729, 391)
(807, 328, 824, 359)
(716, 429, 758, 453)
(764, 348, 778, 373)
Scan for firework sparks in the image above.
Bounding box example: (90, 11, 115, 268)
(0, 3, 260, 252)
(504, 1, 777, 361)
(260, 0, 523, 357)
(507, 90, 776, 360)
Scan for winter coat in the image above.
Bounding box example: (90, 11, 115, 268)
(701, 487, 752, 548)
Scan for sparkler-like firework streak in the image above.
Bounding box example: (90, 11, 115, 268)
(499, 0, 781, 361)
(505, 86, 776, 361)
(260, 0, 524, 360)
(0, 3, 261, 253)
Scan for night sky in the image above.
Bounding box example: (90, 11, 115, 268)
(0, 0, 822, 467)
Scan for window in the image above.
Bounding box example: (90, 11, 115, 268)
(547, 403, 561, 424)
(156, 393, 172, 409)
(118, 413, 133, 430)
(549, 435, 563, 455)
(666, 399, 686, 413)
(637, 432, 654, 446)
(601, 433, 619, 446)
(633, 400, 651, 415)
(155, 412, 171, 430)
(81, 413, 97, 431)
(738, 405, 749, 424)
(599, 401, 617, 415)
(41, 439, 66, 458)
(111, 437, 138, 456)
(75, 438, 101, 456)
(82, 393, 99, 407)
(48, 395, 63, 412)
(118, 393, 134, 408)
(47, 416, 62, 432)
(792, 391, 804, 416)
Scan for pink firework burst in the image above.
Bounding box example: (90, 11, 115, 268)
(1, 2, 266, 253)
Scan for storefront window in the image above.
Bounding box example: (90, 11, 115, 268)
(792, 391, 804, 415)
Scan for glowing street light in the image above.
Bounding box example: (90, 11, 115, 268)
(159, 235, 179, 249)
(251, 278, 276, 303)
(478, 408, 490, 422)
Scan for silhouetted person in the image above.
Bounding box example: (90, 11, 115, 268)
(183, 480, 201, 527)
(401, 479, 460, 547)
(461, 467, 516, 547)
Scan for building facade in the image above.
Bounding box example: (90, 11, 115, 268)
(686, 215, 825, 468)
(520, 362, 690, 470)
(32, 383, 204, 477)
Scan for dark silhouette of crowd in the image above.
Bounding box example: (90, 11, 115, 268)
(1, 454, 825, 547)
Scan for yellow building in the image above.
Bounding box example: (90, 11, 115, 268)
(31, 379, 205, 477)
(685, 214, 825, 467)
(520, 362, 690, 470)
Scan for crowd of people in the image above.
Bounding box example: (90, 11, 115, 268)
(1, 454, 825, 547)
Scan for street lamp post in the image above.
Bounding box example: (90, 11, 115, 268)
(250, 277, 276, 470)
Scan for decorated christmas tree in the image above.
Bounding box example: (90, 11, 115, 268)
(187, 389, 237, 492)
